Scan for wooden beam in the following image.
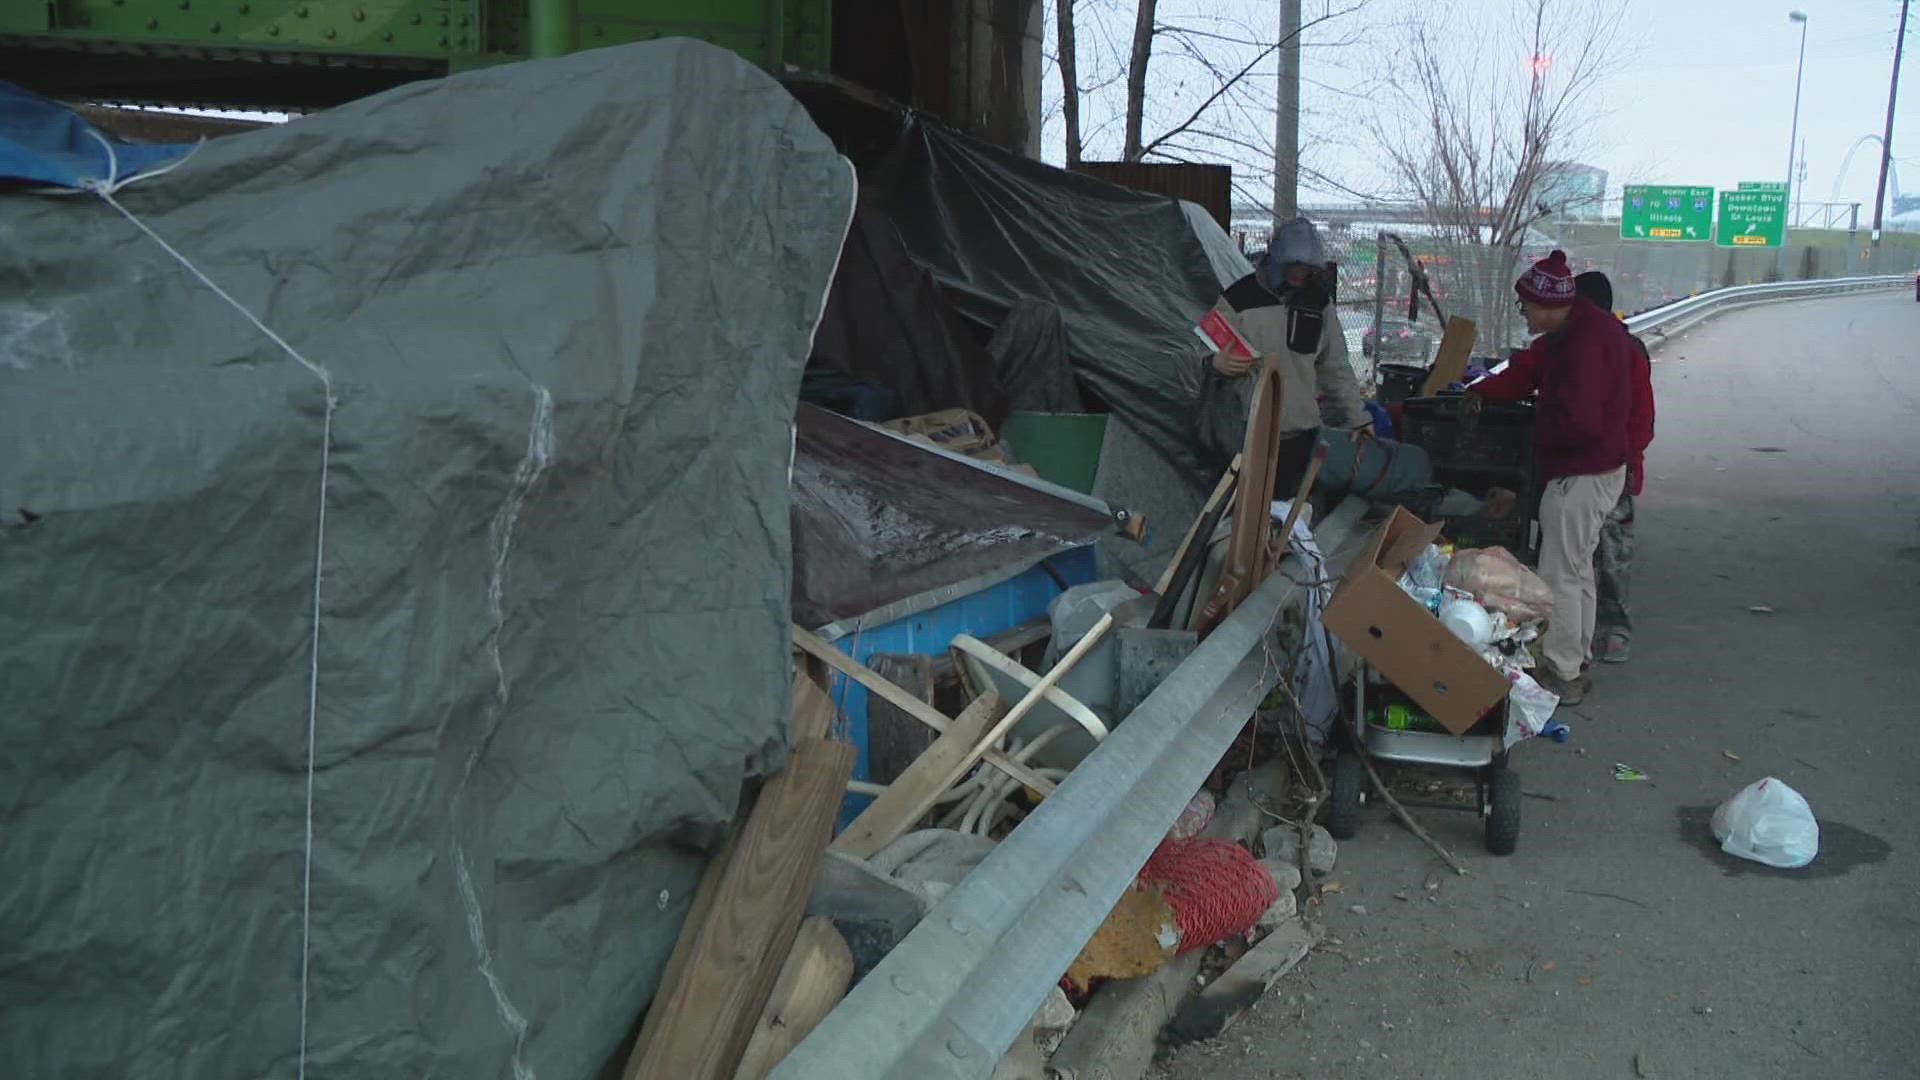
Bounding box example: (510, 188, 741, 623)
(791, 625, 1057, 796)
(624, 736, 857, 1080)
(920, 614, 1113, 805)
(731, 917, 856, 1080)
(831, 691, 1005, 859)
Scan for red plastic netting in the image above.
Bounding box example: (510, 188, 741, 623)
(1138, 837, 1280, 954)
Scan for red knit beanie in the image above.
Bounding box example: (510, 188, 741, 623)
(1515, 249, 1575, 306)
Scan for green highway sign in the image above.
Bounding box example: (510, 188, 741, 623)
(1621, 185, 1714, 242)
(1717, 188, 1788, 247)
(1738, 180, 1790, 192)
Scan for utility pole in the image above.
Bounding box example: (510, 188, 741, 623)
(1871, 0, 1910, 258)
(1274, 0, 1302, 229)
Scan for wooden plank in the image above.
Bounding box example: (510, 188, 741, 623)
(1163, 918, 1315, 1045)
(863, 654, 937, 786)
(920, 613, 1114, 804)
(1155, 454, 1242, 596)
(789, 671, 838, 744)
(624, 737, 857, 1080)
(830, 691, 1005, 859)
(731, 916, 856, 1080)
(1420, 316, 1479, 397)
(791, 625, 1058, 796)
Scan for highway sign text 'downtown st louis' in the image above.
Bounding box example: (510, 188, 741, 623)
(1717, 188, 1788, 248)
(1621, 185, 1714, 242)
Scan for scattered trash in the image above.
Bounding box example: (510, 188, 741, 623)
(1393, 891, 1411, 902)
(1444, 546, 1554, 623)
(1635, 1049, 1652, 1077)
(1348, 904, 1368, 916)
(1613, 762, 1650, 782)
(1749, 446, 1786, 453)
(1711, 777, 1820, 869)
(1723, 750, 1743, 763)
(1748, 605, 1777, 615)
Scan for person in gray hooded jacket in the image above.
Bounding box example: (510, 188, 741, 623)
(1185, 217, 1366, 493)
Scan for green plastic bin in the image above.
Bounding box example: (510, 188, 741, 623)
(1000, 412, 1110, 495)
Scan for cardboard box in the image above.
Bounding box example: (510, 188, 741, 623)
(1321, 507, 1511, 734)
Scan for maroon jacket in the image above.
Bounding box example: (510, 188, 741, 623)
(1473, 299, 1632, 481)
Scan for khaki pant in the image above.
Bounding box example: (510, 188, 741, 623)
(1538, 467, 1627, 681)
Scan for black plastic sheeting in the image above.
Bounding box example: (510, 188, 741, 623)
(848, 114, 1250, 480)
(791, 404, 1115, 631)
(0, 44, 854, 1080)
(808, 203, 1011, 425)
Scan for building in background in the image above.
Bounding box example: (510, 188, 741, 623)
(1536, 162, 1609, 221)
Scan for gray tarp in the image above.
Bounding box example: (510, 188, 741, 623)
(0, 42, 855, 1080)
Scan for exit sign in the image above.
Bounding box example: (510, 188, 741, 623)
(1717, 188, 1788, 248)
(1621, 185, 1714, 242)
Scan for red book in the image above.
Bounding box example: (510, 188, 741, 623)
(1194, 310, 1254, 359)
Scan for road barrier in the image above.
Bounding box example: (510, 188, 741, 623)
(1625, 274, 1912, 336)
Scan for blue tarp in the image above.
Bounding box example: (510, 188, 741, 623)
(0, 82, 194, 189)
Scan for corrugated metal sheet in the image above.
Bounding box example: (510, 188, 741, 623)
(1071, 161, 1233, 231)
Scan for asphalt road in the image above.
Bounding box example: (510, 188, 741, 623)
(1159, 290, 1920, 1080)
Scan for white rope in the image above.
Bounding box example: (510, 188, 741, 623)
(80, 138, 334, 1079)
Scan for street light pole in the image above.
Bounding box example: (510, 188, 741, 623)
(1780, 11, 1808, 275)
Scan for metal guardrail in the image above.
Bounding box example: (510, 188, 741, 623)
(773, 497, 1372, 1080)
(1624, 274, 1911, 336)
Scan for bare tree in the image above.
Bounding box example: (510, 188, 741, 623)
(1369, 0, 1626, 346)
(1121, 0, 1159, 160)
(1057, 0, 1084, 166)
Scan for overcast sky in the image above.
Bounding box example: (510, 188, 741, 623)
(1043, 0, 1918, 214)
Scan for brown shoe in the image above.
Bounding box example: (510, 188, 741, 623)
(1535, 670, 1585, 706)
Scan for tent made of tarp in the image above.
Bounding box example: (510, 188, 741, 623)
(0, 43, 854, 1080)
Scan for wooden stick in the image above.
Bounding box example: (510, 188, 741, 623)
(731, 916, 855, 1080)
(1155, 454, 1242, 596)
(921, 613, 1115, 803)
(625, 737, 856, 1079)
(792, 625, 1057, 796)
(830, 692, 1006, 859)
(1356, 751, 1468, 876)
(1271, 440, 1329, 567)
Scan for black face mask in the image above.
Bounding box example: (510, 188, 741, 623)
(1283, 278, 1329, 354)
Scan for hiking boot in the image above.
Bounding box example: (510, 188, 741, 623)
(1594, 632, 1632, 664)
(1535, 669, 1586, 707)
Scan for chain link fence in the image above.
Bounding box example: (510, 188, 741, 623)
(1237, 211, 1920, 385)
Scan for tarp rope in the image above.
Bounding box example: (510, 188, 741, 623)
(73, 130, 335, 1080)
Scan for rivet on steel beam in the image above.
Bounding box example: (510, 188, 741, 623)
(145, 17, 158, 28)
(178, 0, 190, 9)
(410, 14, 421, 25)
(438, 14, 448, 26)
(266, 23, 279, 35)
(238, 3, 250, 12)
(112, 0, 124, 7)
(592, 25, 604, 37)
(437, 35, 447, 46)
(457, 16, 468, 27)
(295, 5, 307, 17)
(209, 21, 221, 32)
(381, 31, 392, 42)
(323, 27, 335, 39)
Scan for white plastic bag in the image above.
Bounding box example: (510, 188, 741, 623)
(1711, 778, 1820, 869)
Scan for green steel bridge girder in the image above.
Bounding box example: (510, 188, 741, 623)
(0, 0, 830, 70)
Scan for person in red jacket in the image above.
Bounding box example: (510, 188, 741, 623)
(1474, 272, 1655, 664)
(1466, 252, 1633, 705)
